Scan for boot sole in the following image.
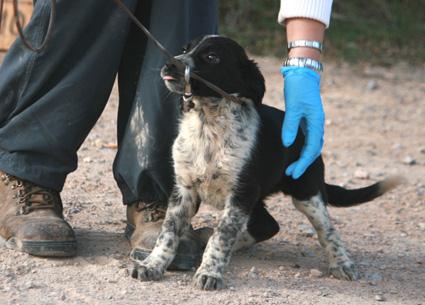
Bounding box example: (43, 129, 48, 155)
(0, 236, 77, 257)
(125, 223, 200, 271)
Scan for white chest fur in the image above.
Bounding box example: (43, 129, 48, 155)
(172, 98, 259, 210)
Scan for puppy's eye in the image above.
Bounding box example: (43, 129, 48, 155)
(204, 52, 220, 64)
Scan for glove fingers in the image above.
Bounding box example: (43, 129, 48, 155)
(282, 111, 302, 147)
(288, 117, 324, 179)
(285, 162, 297, 177)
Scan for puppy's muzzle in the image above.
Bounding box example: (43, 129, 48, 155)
(161, 60, 187, 94)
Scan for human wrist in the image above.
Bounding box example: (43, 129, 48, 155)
(288, 47, 321, 61)
(285, 18, 324, 61)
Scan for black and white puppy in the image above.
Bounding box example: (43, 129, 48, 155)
(131, 35, 402, 290)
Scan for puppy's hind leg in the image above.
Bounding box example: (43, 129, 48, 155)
(132, 186, 198, 281)
(292, 193, 360, 280)
(233, 201, 280, 251)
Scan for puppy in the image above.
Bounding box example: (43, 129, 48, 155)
(131, 35, 403, 290)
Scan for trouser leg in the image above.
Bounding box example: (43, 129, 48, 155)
(0, 0, 137, 191)
(114, 0, 219, 204)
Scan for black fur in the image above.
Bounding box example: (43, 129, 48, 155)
(163, 35, 389, 216)
(134, 35, 401, 289)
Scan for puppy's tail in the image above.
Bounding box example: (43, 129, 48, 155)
(325, 175, 406, 207)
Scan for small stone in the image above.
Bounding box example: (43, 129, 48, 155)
(367, 80, 379, 90)
(375, 294, 385, 302)
(94, 139, 104, 148)
(366, 272, 383, 284)
(392, 143, 403, 150)
(354, 169, 370, 179)
(249, 266, 258, 278)
(416, 187, 425, 197)
(24, 281, 36, 289)
(418, 223, 425, 230)
(420, 147, 425, 154)
(400, 232, 407, 237)
(301, 250, 315, 257)
(68, 207, 81, 214)
(402, 156, 416, 165)
(83, 157, 92, 163)
(294, 272, 301, 278)
(278, 266, 285, 271)
(309, 269, 323, 278)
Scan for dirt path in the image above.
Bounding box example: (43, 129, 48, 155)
(0, 54, 424, 305)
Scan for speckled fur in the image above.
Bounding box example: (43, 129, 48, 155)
(132, 96, 260, 289)
(173, 97, 259, 210)
(131, 35, 403, 290)
(292, 194, 359, 280)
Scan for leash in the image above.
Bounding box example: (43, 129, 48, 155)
(0, 0, 240, 103)
(0, 0, 56, 52)
(111, 0, 240, 103)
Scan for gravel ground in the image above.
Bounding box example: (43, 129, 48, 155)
(0, 53, 424, 305)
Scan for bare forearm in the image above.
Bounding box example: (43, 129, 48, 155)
(285, 18, 325, 61)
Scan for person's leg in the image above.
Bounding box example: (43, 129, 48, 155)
(114, 0, 219, 204)
(0, 0, 137, 190)
(114, 0, 218, 269)
(0, 0, 137, 257)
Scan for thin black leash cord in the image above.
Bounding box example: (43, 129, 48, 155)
(111, 0, 239, 103)
(0, 0, 56, 52)
(0, 0, 239, 103)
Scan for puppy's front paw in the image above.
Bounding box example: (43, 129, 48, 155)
(131, 262, 164, 281)
(193, 270, 225, 290)
(329, 261, 359, 281)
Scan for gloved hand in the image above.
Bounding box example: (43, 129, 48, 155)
(280, 66, 325, 179)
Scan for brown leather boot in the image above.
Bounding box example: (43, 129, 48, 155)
(126, 201, 205, 270)
(0, 171, 77, 257)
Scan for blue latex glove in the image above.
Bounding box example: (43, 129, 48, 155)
(280, 66, 325, 179)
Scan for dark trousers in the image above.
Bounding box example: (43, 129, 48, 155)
(0, 0, 218, 204)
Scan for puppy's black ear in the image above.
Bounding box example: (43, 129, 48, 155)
(241, 59, 265, 106)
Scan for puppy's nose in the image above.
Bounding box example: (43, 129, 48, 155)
(165, 61, 178, 71)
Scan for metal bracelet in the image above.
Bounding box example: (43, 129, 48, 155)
(287, 40, 324, 53)
(282, 57, 324, 73)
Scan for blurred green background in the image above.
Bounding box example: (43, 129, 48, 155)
(219, 0, 425, 65)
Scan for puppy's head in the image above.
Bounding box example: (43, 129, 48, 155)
(161, 35, 265, 106)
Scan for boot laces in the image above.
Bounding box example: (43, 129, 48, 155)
(135, 201, 167, 222)
(1, 173, 56, 215)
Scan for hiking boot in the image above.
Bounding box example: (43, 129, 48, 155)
(0, 171, 77, 257)
(126, 201, 205, 270)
